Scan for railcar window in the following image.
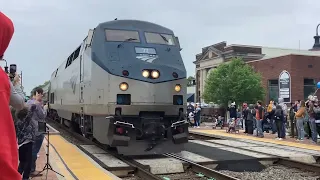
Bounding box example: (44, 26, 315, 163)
(145, 32, 175, 45)
(50, 93, 54, 104)
(65, 45, 82, 69)
(105, 29, 140, 42)
(55, 69, 58, 77)
(73, 46, 81, 61)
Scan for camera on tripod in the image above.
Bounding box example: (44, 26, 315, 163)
(8, 64, 17, 82)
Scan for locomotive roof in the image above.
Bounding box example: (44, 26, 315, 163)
(97, 20, 174, 34)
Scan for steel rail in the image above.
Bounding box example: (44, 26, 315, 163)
(164, 153, 240, 180)
(190, 133, 320, 173)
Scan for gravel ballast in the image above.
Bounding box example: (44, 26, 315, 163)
(220, 165, 320, 180)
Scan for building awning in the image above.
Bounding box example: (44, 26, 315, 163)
(187, 93, 195, 103)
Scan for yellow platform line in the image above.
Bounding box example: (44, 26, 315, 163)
(43, 137, 75, 180)
(49, 135, 118, 180)
(190, 129, 320, 151)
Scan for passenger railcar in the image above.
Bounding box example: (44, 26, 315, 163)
(48, 20, 188, 155)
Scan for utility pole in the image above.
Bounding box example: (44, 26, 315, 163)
(20, 71, 22, 87)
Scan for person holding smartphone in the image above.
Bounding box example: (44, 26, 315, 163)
(0, 11, 25, 180)
(26, 87, 47, 176)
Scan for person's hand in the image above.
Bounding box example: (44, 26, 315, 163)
(43, 104, 48, 111)
(13, 73, 20, 85)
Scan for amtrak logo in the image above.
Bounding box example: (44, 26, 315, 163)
(69, 76, 77, 94)
(136, 54, 158, 63)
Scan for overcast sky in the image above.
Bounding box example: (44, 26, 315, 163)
(1, 0, 319, 94)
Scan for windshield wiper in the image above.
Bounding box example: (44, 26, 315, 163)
(159, 34, 168, 43)
(117, 38, 137, 48)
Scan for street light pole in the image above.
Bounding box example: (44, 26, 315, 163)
(20, 71, 23, 87)
(312, 23, 320, 50)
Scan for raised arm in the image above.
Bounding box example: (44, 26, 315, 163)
(9, 81, 24, 111)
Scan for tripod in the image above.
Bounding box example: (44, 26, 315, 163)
(32, 126, 64, 180)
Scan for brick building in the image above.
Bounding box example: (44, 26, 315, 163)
(249, 54, 320, 103)
(194, 35, 320, 104)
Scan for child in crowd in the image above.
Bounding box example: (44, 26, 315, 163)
(188, 111, 195, 127)
(227, 118, 236, 133)
(15, 105, 37, 180)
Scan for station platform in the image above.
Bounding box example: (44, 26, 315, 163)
(32, 125, 121, 180)
(189, 125, 320, 152)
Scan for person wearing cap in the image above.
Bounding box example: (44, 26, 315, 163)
(0, 11, 25, 180)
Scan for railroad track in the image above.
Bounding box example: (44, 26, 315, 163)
(164, 153, 239, 180)
(190, 133, 320, 174)
(47, 119, 240, 180)
(47, 119, 161, 180)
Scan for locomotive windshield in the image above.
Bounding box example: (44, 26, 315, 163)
(145, 32, 175, 45)
(105, 29, 140, 42)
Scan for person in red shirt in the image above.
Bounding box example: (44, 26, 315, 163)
(0, 11, 25, 180)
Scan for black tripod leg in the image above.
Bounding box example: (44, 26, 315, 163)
(45, 169, 49, 180)
(32, 130, 65, 179)
(47, 163, 64, 177)
(49, 168, 64, 177)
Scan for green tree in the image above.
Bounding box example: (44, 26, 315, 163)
(203, 58, 265, 108)
(187, 76, 195, 87)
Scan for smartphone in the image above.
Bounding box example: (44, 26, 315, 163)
(9, 64, 16, 74)
(9, 64, 16, 81)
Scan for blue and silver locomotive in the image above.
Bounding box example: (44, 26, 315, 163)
(48, 20, 188, 155)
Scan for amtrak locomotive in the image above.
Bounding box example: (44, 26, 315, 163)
(48, 20, 188, 155)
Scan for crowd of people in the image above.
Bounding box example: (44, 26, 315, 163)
(242, 96, 320, 143)
(237, 98, 289, 139)
(0, 12, 48, 180)
(228, 97, 320, 143)
(188, 96, 320, 144)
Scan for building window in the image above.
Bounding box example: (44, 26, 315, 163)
(304, 78, 315, 100)
(268, 79, 279, 102)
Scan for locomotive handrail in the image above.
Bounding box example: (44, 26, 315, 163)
(171, 120, 187, 127)
(114, 121, 135, 129)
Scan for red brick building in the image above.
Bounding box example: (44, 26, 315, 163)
(194, 34, 320, 104)
(248, 54, 320, 103)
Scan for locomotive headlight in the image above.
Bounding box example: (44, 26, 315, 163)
(174, 84, 181, 92)
(142, 70, 149, 78)
(151, 70, 160, 79)
(119, 82, 128, 91)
